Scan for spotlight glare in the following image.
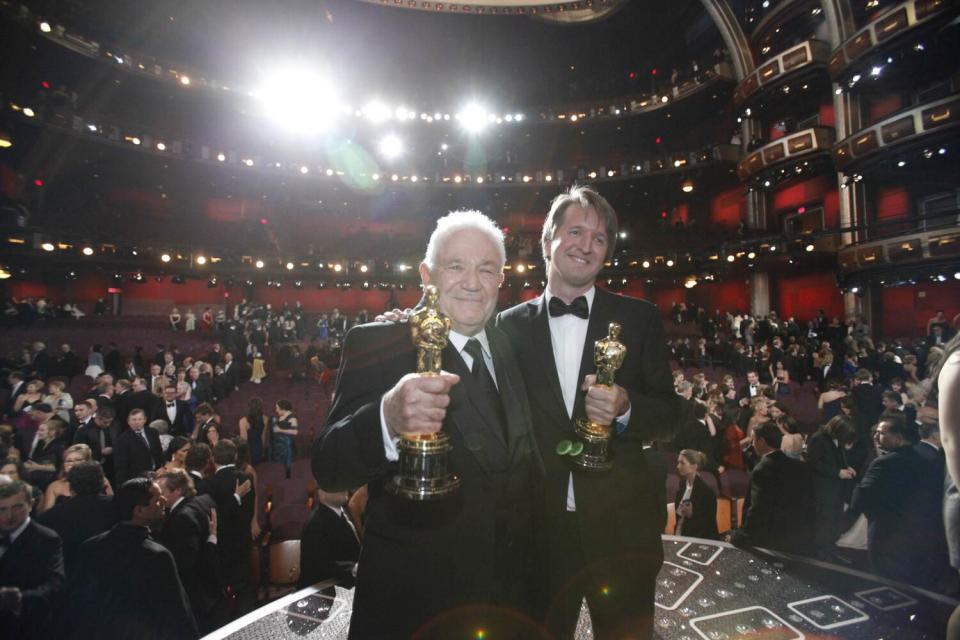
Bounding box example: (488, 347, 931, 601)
(156, 142, 166, 151)
(379, 134, 404, 159)
(363, 100, 392, 123)
(665, 259, 675, 267)
(82, 246, 94, 256)
(217, 153, 226, 162)
(459, 103, 490, 134)
(255, 259, 264, 269)
(39, 21, 52, 33)
(161, 253, 172, 263)
(179, 75, 191, 86)
(286, 261, 294, 270)
(195, 255, 207, 265)
(642, 260, 651, 268)
(805, 243, 815, 252)
(41, 242, 55, 252)
(254, 66, 340, 135)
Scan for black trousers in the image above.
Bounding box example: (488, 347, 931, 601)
(545, 511, 660, 640)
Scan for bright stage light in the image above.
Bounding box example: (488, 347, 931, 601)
(363, 100, 392, 124)
(254, 66, 340, 135)
(458, 103, 490, 134)
(81, 246, 94, 256)
(379, 134, 404, 159)
(255, 259, 265, 269)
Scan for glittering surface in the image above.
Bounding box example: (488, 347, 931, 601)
(213, 537, 956, 639)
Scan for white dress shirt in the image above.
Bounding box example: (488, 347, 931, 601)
(545, 286, 630, 511)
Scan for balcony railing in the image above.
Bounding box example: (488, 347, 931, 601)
(734, 39, 831, 106)
(828, 0, 957, 79)
(737, 126, 835, 180)
(833, 92, 960, 170)
(837, 209, 960, 271)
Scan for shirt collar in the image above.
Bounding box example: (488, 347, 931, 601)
(448, 329, 492, 360)
(8, 516, 31, 543)
(170, 496, 186, 512)
(544, 285, 595, 312)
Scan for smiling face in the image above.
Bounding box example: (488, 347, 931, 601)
(420, 228, 504, 336)
(543, 204, 608, 297)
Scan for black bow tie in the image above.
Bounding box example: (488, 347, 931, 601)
(167, 402, 176, 408)
(548, 296, 589, 319)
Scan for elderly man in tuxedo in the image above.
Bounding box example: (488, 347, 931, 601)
(313, 210, 544, 640)
(497, 185, 679, 640)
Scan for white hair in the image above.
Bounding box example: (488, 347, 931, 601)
(422, 209, 506, 270)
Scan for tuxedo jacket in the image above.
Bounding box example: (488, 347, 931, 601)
(312, 322, 544, 639)
(114, 427, 163, 485)
(149, 399, 194, 437)
(160, 495, 224, 629)
(297, 503, 361, 588)
(496, 288, 679, 566)
(204, 466, 255, 584)
(73, 421, 121, 463)
(189, 377, 213, 404)
(731, 450, 813, 554)
(805, 431, 855, 507)
(674, 474, 720, 540)
(65, 523, 198, 640)
(36, 494, 117, 576)
(0, 520, 64, 640)
(851, 445, 946, 583)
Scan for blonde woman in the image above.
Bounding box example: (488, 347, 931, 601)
(40, 443, 112, 512)
(43, 380, 74, 422)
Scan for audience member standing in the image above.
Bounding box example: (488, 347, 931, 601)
(0, 480, 65, 640)
(852, 413, 947, 589)
(728, 422, 813, 554)
(157, 469, 225, 634)
(298, 487, 361, 589)
(114, 409, 163, 485)
(37, 461, 116, 576)
(65, 478, 198, 639)
(805, 415, 858, 560)
(206, 440, 255, 618)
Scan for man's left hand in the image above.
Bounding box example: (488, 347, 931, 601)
(581, 374, 630, 426)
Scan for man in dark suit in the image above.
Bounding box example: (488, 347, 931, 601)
(74, 404, 120, 482)
(157, 469, 225, 633)
(852, 412, 948, 588)
(728, 422, 813, 554)
(185, 443, 214, 495)
(497, 186, 678, 639)
(36, 461, 116, 576)
(65, 478, 198, 639)
(187, 367, 213, 405)
(205, 440, 255, 619)
(68, 399, 97, 447)
(0, 480, 65, 640)
(314, 210, 545, 639)
(150, 385, 193, 437)
(298, 487, 361, 589)
(113, 408, 163, 485)
(4, 371, 26, 419)
(121, 358, 142, 382)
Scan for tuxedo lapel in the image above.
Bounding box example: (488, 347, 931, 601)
(488, 328, 545, 474)
(572, 289, 614, 421)
(527, 297, 567, 418)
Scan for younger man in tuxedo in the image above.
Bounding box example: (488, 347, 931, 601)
(497, 185, 678, 639)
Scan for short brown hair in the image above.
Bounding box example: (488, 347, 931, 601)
(157, 468, 196, 498)
(541, 184, 619, 261)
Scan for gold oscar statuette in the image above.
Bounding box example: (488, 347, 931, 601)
(572, 322, 626, 471)
(387, 285, 462, 500)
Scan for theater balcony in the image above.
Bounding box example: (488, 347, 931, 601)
(734, 39, 832, 109)
(749, 0, 825, 43)
(737, 126, 835, 181)
(837, 209, 960, 275)
(833, 90, 960, 172)
(828, 0, 960, 82)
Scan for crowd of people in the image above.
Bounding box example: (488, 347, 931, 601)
(1, 251, 958, 636)
(0, 297, 370, 637)
(663, 301, 957, 596)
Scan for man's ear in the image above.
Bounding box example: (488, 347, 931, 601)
(419, 262, 432, 286)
